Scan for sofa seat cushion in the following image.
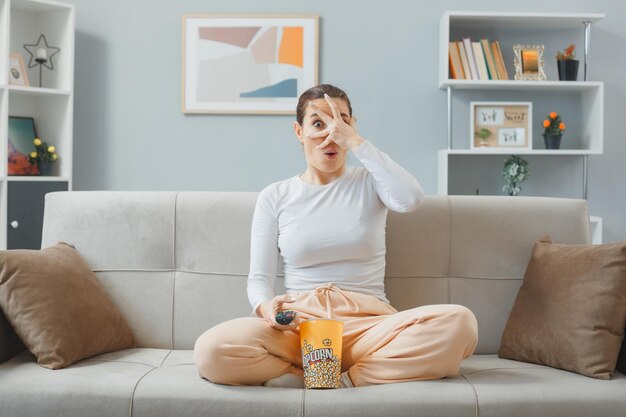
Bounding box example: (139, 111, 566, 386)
(300, 373, 477, 417)
(2, 349, 625, 417)
(130, 352, 305, 417)
(0, 348, 166, 417)
(461, 354, 626, 417)
(0, 348, 305, 417)
(132, 350, 478, 417)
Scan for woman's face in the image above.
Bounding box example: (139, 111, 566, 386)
(294, 97, 352, 174)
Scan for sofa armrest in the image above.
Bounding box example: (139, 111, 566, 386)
(0, 310, 25, 363)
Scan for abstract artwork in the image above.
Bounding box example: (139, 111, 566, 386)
(182, 14, 319, 114)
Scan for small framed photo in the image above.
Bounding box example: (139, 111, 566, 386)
(470, 102, 532, 150)
(182, 14, 319, 114)
(8, 116, 38, 175)
(9, 52, 29, 86)
(513, 44, 547, 81)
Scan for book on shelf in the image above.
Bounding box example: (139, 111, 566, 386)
(492, 41, 509, 80)
(448, 42, 465, 79)
(448, 38, 509, 81)
(462, 37, 479, 80)
(457, 41, 471, 80)
(481, 39, 498, 80)
(472, 41, 489, 80)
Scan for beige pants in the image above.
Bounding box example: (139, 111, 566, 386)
(193, 283, 478, 387)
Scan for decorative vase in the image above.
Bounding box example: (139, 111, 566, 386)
(557, 60, 579, 81)
(543, 134, 562, 150)
(37, 160, 53, 176)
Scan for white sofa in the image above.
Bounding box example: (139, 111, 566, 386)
(0, 191, 624, 417)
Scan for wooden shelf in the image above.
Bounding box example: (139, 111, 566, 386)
(11, 0, 72, 14)
(4, 175, 70, 181)
(445, 11, 605, 30)
(439, 80, 603, 91)
(441, 149, 602, 156)
(9, 85, 71, 97)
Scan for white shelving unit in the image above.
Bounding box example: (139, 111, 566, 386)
(438, 11, 604, 243)
(0, 0, 74, 249)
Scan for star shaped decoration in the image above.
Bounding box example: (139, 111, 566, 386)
(23, 34, 60, 71)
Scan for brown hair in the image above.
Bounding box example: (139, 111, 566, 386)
(295, 84, 353, 126)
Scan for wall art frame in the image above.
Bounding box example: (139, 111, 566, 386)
(182, 13, 319, 114)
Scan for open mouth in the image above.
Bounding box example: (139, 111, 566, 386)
(324, 151, 338, 159)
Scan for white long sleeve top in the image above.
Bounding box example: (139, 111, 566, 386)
(247, 139, 425, 314)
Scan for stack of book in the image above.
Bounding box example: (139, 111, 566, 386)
(449, 38, 509, 80)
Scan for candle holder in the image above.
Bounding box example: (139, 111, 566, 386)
(23, 34, 60, 88)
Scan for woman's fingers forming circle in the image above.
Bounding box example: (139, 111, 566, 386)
(318, 136, 334, 150)
(306, 129, 329, 139)
(323, 94, 341, 120)
(308, 102, 333, 124)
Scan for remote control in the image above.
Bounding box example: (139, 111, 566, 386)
(275, 310, 296, 325)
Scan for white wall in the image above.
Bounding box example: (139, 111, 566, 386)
(67, 0, 626, 241)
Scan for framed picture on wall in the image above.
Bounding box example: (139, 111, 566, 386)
(470, 102, 532, 150)
(8, 116, 38, 175)
(182, 14, 319, 114)
(9, 53, 30, 87)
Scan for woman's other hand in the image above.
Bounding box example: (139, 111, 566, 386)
(306, 94, 364, 151)
(256, 294, 300, 331)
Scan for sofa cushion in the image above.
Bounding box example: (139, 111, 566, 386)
(0, 349, 158, 417)
(498, 236, 626, 379)
(132, 349, 478, 417)
(2, 348, 625, 417)
(462, 354, 626, 417)
(0, 242, 136, 369)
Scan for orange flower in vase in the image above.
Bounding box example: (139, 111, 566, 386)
(542, 112, 566, 150)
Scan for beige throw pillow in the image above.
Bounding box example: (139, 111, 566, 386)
(498, 236, 626, 379)
(0, 242, 136, 369)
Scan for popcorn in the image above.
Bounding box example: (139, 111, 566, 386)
(299, 319, 344, 389)
(303, 353, 341, 389)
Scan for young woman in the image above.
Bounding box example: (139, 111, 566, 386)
(193, 84, 478, 388)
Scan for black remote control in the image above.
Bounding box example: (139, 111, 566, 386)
(275, 310, 296, 325)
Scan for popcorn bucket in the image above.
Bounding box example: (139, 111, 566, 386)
(300, 319, 344, 389)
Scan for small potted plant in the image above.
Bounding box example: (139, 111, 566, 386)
(474, 128, 492, 147)
(502, 155, 528, 196)
(556, 44, 579, 81)
(542, 111, 566, 150)
(28, 137, 58, 176)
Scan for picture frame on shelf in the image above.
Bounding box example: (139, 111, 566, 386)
(470, 102, 532, 150)
(182, 13, 319, 114)
(513, 44, 547, 81)
(8, 116, 38, 176)
(9, 52, 30, 87)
